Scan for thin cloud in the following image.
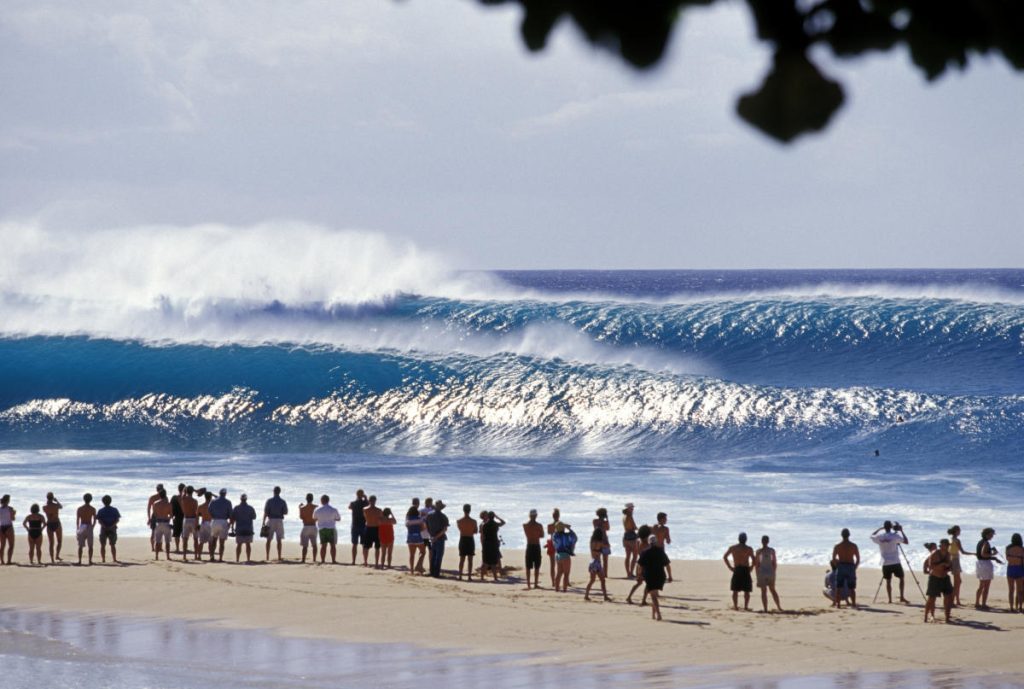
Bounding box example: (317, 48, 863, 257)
(511, 88, 693, 137)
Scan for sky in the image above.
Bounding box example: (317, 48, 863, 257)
(1, 0, 1022, 269)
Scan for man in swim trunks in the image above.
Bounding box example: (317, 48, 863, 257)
(871, 521, 910, 604)
(208, 488, 233, 562)
(262, 486, 288, 562)
(652, 512, 673, 583)
(314, 494, 341, 564)
(456, 504, 478, 580)
(924, 538, 954, 623)
(523, 509, 545, 589)
(298, 493, 319, 563)
(152, 488, 174, 560)
(0, 495, 15, 565)
(197, 488, 213, 560)
(230, 493, 257, 563)
(362, 495, 384, 568)
(43, 492, 64, 563)
(425, 500, 450, 578)
(170, 483, 186, 554)
(349, 489, 369, 565)
(75, 493, 97, 566)
(831, 528, 860, 608)
(723, 532, 755, 610)
(96, 495, 121, 564)
(180, 486, 200, 560)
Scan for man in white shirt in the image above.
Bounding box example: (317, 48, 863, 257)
(313, 495, 341, 564)
(871, 520, 910, 604)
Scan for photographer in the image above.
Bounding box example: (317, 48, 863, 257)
(871, 520, 909, 604)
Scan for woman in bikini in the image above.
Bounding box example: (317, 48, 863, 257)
(584, 528, 611, 602)
(946, 525, 972, 607)
(553, 522, 575, 592)
(1004, 533, 1024, 613)
(975, 527, 1000, 610)
(0, 495, 15, 565)
(379, 507, 397, 569)
(593, 507, 611, 577)
(405, 502, 427, 574)
(546, 508, 561, 588)
(622, 503, 639, 578)
(23, 504, 46, 565)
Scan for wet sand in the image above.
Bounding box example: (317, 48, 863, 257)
(2, 537, 1022, 684)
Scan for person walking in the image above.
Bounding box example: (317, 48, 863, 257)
(754, 535, 783, 612)
(425, 500, 450, 578)
(637, 534, 670, 621)
(871, 521, 910, 604)
(262, 486, 289, 562)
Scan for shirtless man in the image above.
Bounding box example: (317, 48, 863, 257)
(180, 486, 200, 560)
(298, 493, 318, 563)
(456, 504, 478, 580)
(170, 483, 186, 554)
(197, 489, 213, 561)
(146, 483, 164, 552)
(652, 513, 673, 583)
(75, 493, 97, 566)
(831, 528, 860, 608)
(523, 509, 545, 589)
(924, 539, 954, 623)
(362, 495, 384, 568)
(152, 488, 174, 560)
(43, 492, 64, 563)
(723, 532, 756, 610)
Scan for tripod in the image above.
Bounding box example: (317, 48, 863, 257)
(899, 542, 927, 602)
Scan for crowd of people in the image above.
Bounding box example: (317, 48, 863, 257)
(1, 487, 1022, 623)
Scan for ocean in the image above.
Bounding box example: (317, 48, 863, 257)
(1, 266, 1022, 566)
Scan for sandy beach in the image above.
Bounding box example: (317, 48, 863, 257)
(2, 537, 1022, 684)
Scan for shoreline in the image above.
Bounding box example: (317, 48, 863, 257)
(2, 538, 1023, 682)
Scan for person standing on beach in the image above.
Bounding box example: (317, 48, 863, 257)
(146, 483, 164, 552)
(546, 508, 561, 588)
(197, 488, 213, 561)
(170, 483, 186, 554)
(652, 513, 673, 583)
(379, 507, 396, 569)
(923, 538, 954, 623)
(0, 495, 15, 565)
(627, 524, 654, 606)
(481, 511, 505, 581)
(362, 495, 384, 568)
(314, 494, 340, 564)
(76, 493, 97, 566)
(584, 528, 611, 602)
(622, 504, 639, 578)
(298, 493, 319, 564)
(96, 495, 121, 564)
(871, 521, 910, 604)
(523, 509, 544, 590)
(152, 488, 174, 560)
(638, 534, 670, 620)
(946, 525, 971, 607)
(754, 535, 783, 612)
(43, 492, 64, 562)
(349, 489, 369, 565)
(975, 527, 1000, 610)
(23, 505, 45, 565)
(723, 533, 755, 610)
(262, 486, 288, 562)
(405, 499, 426, 574)
(831, 528, 860, 608)
(553, 521, 576, 592)
(456, 504, 477, 580)
(208, 488, 233, 562)
(231, 493, 257, 563)
(180, 486, 200, 560)
(592, 508, 611, 577)
(1004, 533, 1024, 613)
(425, 500, 450, 578)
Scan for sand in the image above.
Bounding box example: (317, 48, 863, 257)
(2, 537, 1022, 682)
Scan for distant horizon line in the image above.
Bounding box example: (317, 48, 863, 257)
(469, 267, 1024, 273)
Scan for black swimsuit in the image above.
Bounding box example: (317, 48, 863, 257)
(27, 516, 45, 539)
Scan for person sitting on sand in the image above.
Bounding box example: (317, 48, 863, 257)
(298, 493, 319, 564)
(831, 528, 860, 608)
(456, 504, 477, 580)
(152, 488, 174, 560)
(546, 508, 561, 588)
(362, 495, 384, 568)
(975, 527, 1001, 610)
(75, 493, 97, 566)
(379, 507, 397, 569)
(231, 493, 257, 563)
(23, 504, 45, 565)
(180, 486, 200, 560)
(96, 495, 121, 564)
(584, 528, 611, 602)
(43, 492, 64, 563)
(481, 511, 505, 581)
(405, 500, 426, 574)
(523, 509, 545, 590)
(197, 488, 213, 561)
(638, 534, 670, 621)
(314, 494, 340, 564)
(754, 535, 783, 613)
(262, 486, 288, 562)
(627, 524, 653, 605)
(652, 513, 673, 583)
(924, 539, 954, 623)
(871, 521, 910, 604)
(349, 489, 369, 566)
(1004, 533, 1024, 613)
(552, 521, 575, 592)
(0, 495, 15, 565)
(723, 532, 755, 610)
(208, 488, 233, 562)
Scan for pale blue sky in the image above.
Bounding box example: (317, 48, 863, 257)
(2, 0, 1022, 269)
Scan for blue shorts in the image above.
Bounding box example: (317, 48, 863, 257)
(836, 563, 857, 591)
(350, 524, 365, 545)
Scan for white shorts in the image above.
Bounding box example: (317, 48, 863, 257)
(77, 525, 94, 547)
(976, 560, 994, 581)
(265, 518, 285, 541)
(182, 518, 199, 542)
(154, 522, 172, 546)
(210, 519, 230, 542)
(199, 522, 212, 544)
(300, 524, 318, 548)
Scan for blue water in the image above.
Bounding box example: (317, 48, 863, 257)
(1, 269, 1021, 562)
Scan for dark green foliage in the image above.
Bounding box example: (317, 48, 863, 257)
(474, 0, 1024, 141)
